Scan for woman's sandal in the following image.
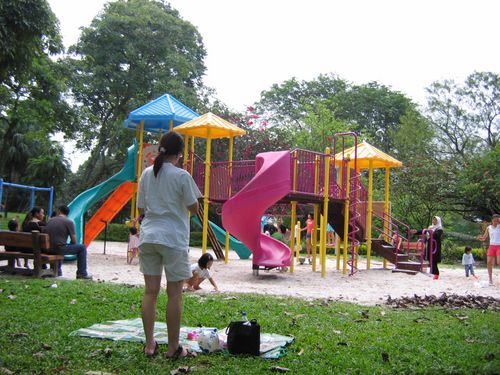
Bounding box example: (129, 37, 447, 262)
(165, 345, 197, 359)
(144, 341, 159, 358)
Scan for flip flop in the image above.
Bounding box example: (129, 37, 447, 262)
(144, 341, 159, 358)
(165, 345, 197, 359)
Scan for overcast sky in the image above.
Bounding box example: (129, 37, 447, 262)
(48, 0, 499, 169)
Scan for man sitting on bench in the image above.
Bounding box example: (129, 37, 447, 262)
(45, 205, 92, 280)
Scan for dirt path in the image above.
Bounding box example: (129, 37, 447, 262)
(58, 241, 500, 306)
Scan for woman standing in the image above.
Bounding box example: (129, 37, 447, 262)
(412, 216, 444, 279)
(478, 214, 500, 285)
(138, 131, 202, 358)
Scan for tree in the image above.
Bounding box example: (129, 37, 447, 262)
(331, 82, 414, 152)
(0, 0, 62, 83)
(256, 75, 415, 153)
(457, 145, 500, 219)
(426, 72, 499, 163)
(66, 0, 207, 189)
(0, 0, 73, 190)
(390, 110, 450, 228)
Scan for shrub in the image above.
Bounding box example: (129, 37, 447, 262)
(95, 223, 129, 242)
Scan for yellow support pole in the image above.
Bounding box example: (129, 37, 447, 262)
(201, 134, 212, 254)
(224, 137, 234, 264)
(295, 220, 301, 261)
(335, 234, 341, 270)
(183, 135, 189, 170)
(312, 155, 320, 272)
(312, 205, 319, 272)
(289, 201, 297, 273)
(130, 124, 141, 220)
(342, 158, 351, 274)
(383, 167, 390, 269)
(366, 160, 374, 270)
(169, 119, 173, 131)
(134, 120, 145, 219)
(321, 148, 331, 278)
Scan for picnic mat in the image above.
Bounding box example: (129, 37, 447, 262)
(70, 318, 294, 359)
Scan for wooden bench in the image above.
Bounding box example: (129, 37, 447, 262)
(0, 231, 64, 277)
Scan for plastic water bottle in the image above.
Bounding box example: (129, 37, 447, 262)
(241, 311, 251, 326)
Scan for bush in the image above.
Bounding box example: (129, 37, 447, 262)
(441, 239, 485, 263)
(190, 231, 202, 247)
(95, 223, 129, 242)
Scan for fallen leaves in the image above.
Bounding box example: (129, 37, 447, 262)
(69, 299, 77, 305)
(0, 367, 14, 375)
(7, 294, 16, 300)
(386, 293, 500, 310)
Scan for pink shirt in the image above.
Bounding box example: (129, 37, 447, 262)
(306, 219, 314, 234)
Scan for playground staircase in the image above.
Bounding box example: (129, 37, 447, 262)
(196, 205, 225, 260)
(370, 238, 425, 274)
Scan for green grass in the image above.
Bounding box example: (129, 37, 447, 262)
(0, 278, 499, 374)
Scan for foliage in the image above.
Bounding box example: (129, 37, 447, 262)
(456, 144, 500, 218)
(65, 0, 207, 192)
(425, 72, 499, 219)
(0, 0, 62, 83)
(0, 0, 72, 192)
(256, 75, 415, 153)
(0, 278, 498, 374)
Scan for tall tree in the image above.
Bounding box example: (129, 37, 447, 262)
(256, 75, 415, 153)
(426, 72, 499, 163)
(0, 0, 73, 191)
(66, 0, 207, 189)
(0, 0, 61, 83)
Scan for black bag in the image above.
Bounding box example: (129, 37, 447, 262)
(226, 319, 260, 356)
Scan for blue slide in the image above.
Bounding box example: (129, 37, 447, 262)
(68, 142, 138, 244)
(192, 216, 251, 259)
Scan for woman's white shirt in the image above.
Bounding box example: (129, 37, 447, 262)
(138, 163, 202, 250)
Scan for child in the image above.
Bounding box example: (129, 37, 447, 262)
(5, 219, 29, 268)
(185, 253, 219, 292)
(301, 213, 314, 264)
(462, 246, 477, 279)
(127, 226, 140, 264)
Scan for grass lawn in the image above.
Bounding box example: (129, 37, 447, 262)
(0, 277, 498, 374)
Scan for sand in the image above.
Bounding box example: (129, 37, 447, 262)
(55, 241, 500, 306)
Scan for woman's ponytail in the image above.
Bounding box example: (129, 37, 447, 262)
(153, 149, 164, 177)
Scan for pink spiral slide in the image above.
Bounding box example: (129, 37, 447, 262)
(222, 151, 292, 267)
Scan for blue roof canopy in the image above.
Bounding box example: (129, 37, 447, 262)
(124, 94, 199, 133)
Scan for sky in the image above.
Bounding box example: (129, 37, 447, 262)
(48, 0, 500, 169)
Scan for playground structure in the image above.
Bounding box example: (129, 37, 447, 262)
(64, 93, 428, 277)
(0, 179, 54, 228)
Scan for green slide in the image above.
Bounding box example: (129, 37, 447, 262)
(191, 216, 251, 259)
(68, 142, 138, 245)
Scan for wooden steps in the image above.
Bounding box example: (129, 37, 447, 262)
(371, 238, 426, 274)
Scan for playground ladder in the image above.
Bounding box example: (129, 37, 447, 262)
(196, 204, 225, 260)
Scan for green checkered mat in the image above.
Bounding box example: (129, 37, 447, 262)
(70, 318, 294, 359)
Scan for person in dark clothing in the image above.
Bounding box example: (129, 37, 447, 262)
(45, 205, 92, 280)
(21, 207, 47, 232)
(412, 216, 444, 279)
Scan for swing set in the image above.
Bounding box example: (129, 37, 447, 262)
(0, 178, 54, 228)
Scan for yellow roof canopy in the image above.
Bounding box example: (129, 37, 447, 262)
(334, 141, 402, 169)
(174, 112, 246, 139)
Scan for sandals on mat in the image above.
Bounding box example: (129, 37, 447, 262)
(165, 345, 197, 359)
(143, 341, 159, 358)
